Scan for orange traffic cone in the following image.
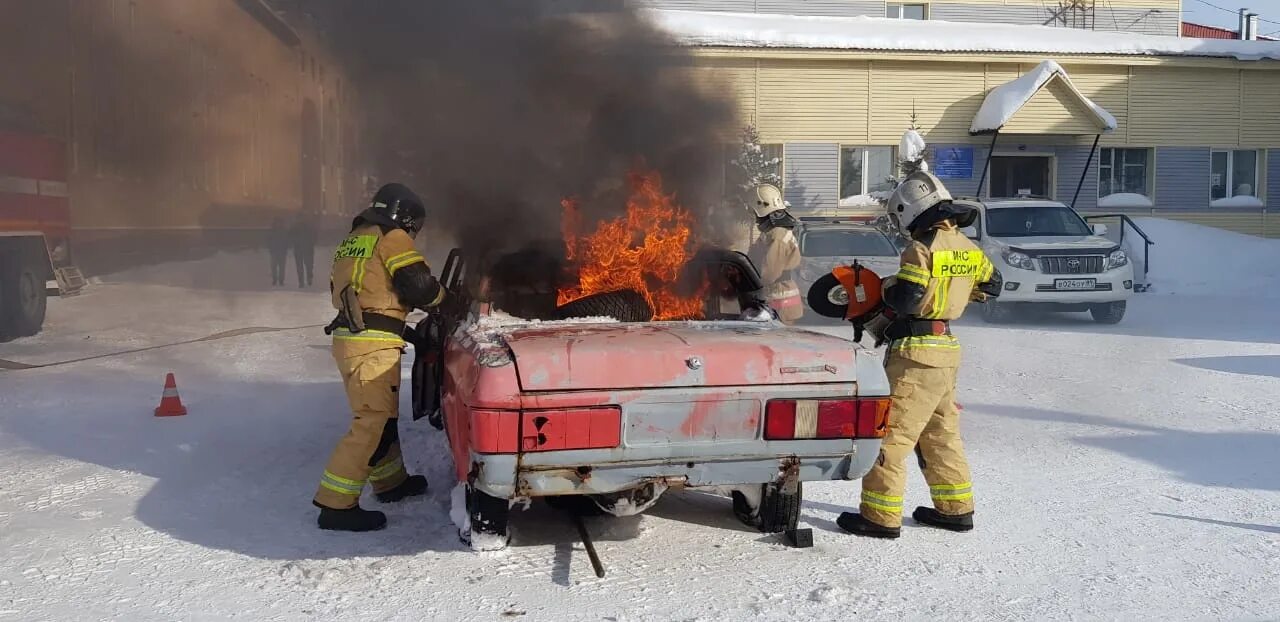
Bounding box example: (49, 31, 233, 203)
(155, 372, 188, 417)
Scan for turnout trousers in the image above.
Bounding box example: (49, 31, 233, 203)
(313, 339, 411, 509)
(859, 351, 974, 528)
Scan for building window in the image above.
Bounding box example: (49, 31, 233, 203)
(840, 146, 896, 203)
(886, 3, 928, 19)
(1098, 148, 1151, 198)
(1210, 149, 1259, 201)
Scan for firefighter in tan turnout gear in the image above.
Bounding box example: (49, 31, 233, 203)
(837, 171, 1003, 539)
(314, 183, 450, 532)
(746, 184, 804, 324)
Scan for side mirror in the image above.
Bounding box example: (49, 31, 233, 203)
(961, 225, 979, 240)
(1091, 223, 1108, 236)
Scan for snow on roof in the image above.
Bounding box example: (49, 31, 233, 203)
(971, 60, 1117, 134)
(645, 9, 1280, 61)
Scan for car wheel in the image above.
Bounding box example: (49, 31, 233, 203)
(981, 300, 1015, 324)
(0, 259, 47, 340)
(734, 482, 802, 533)
(1090, 301, 1126, 325)
(464, 484, 510, 552)
(553, 289, 653, 322)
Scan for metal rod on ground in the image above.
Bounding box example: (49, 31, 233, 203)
(573, 512, 606, 578)
(1072, 134, 1101, 210)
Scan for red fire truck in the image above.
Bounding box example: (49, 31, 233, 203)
(0, 129, 83, 340)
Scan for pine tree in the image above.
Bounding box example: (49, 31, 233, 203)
(898, 107, 929, 178)
(730, 124, 782, 192)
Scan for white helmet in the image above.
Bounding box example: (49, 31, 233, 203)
(886, 171, 953, 232)
(750, 183, 785, 218)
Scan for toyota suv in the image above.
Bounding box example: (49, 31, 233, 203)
(956, 199, 1134, 324)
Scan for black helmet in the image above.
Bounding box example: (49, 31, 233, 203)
(367, 183, 426, 236)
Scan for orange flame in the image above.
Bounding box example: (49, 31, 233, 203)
(558, 170, 705, 320)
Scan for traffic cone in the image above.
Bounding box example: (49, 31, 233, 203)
(154, 372, 187, 417)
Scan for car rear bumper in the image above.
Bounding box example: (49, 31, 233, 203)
(468, 439, 881, 499)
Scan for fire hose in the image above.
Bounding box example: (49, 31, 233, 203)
(0, 324, 325, 371)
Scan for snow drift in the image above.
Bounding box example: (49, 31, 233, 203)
(1135, 217, 1280, 298)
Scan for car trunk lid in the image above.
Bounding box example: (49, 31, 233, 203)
(504, 322, 856, 392)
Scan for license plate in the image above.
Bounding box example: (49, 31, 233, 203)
(1054, 278, 1097, 291)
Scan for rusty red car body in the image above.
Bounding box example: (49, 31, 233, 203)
(416, 246, 891, 547)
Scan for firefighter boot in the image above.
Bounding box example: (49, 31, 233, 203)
(912, 506, 974, 532)
(375, 475, 428, 503)
(836, 512, 901, 539)
(316, 504, 388, 532)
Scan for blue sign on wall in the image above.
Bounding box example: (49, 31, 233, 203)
(934, 147, 974, 179)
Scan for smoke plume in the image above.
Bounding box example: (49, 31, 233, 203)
(306, 0, 738, 254)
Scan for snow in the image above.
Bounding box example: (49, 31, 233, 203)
(2, 230, 1280, 620)
(458, 311, 618, 366)
(971, 60, 1117, 134)
(1133, 217, 1280, 297)
(1098, 192, 1155, 208)
(838, 191, 892, 208)
(645, 9, 1280, 61)
(1210, 195, 1265, 208)
(898, 129, 928, 169)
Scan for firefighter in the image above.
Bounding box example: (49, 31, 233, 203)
(837, 171, 1002, 539)
(746, 184, 803, 324)
(313, 182, 450, 532)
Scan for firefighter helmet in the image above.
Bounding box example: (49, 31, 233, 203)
(749, 183, 786, 218)
(370, 183, 427, 237)
(886, 171, 953, 232)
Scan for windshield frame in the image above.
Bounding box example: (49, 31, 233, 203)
(983, 205, 1094, 238)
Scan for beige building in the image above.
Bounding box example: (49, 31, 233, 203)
(653, 9, 1280, 237)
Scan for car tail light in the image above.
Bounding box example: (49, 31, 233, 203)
(764, 398, 890, 440)
(471, 407, 622, 454)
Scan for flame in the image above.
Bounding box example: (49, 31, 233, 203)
(558, 170, 706, 320)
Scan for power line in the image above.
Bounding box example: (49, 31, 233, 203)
(1188, 0, 1280, 27)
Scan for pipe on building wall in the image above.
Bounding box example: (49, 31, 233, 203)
(976, 131, 1000, 200)
(1071, 134, 1101, 210)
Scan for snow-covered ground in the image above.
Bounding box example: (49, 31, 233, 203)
(1, 222, 1278, 621)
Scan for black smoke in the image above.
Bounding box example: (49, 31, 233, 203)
(301, 0, 738, 254)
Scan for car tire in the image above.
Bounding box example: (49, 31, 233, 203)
(747, 481, 798, 534)
(1090, 301, 1126, 325)
(0, 258, 47, 340)
(465, 484, 510, 551)
(553, 289, 653, 322)
(980, 300, 1015, 324)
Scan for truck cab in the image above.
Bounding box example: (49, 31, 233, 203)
(956, 198, 1134, 324)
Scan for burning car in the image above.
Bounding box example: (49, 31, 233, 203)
(412, 172, 891, 552)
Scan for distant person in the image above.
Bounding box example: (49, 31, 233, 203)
(746, 183, 803, 324)
(267, 217, 291, 287)
(291, 212, 318, 288)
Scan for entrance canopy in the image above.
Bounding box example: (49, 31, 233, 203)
(970, 60, 1118, 135)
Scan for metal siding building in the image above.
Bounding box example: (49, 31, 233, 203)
(658, 9, 1280, 237)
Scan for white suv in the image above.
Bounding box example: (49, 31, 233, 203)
(956, 199, 1134, 324)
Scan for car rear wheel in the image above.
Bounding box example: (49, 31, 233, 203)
(733, 482, 802, 534)
(1090, 301, 1126, 325)
(464, 484, 510, 552)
